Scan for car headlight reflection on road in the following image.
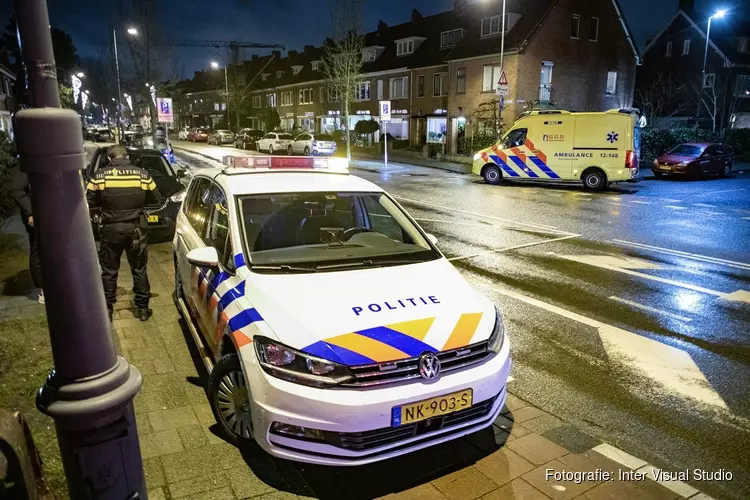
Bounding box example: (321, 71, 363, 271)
(488, 307, 506, 354)
(255, 336, 354, 388)
(169, 191, 186, 202)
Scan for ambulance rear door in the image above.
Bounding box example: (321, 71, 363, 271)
(572, 113, 622, 178)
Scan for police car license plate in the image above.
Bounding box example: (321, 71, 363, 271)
(393, 389, 472, 426)
(147, 215, 159, 223)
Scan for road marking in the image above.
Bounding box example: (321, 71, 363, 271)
(706, 188, 745, 195)
(393, 196, 574, 235)
(414, 218, 496, 227)
(637, 465, 700, 498)
(606, 201, 622, 206)
(448, 234, 580, 261)
(628, 200, 651, 204)
(593, 443, 647, 469)
(693, 203, 716, 208)
(608, 296, 693, 322)
(698, 211, 725, 216)
(612, 239, 750, 271)
(559, 254, 750, 303)
(744, 217, 750, 221)
(476, 282, 727, 408)
(661, 198, 681, 203)
(560, 254, 662, 269)
(663, 205, 686, 210)
(545, 192, 564, 197)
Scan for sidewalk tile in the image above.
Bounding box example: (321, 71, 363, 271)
(507, 434, 568, 465)
(251, 492, 301, 500)
(149, 406, 200, 432)
(202, 425, 226, 445)
(503, 424, 533, 443)
(432, 466, 498, 500)
(143, 457, 166, 489)
(474, 448, 536, 487)
(510, 407, 548, 424)
(160, 445, 226, 483)
(493, 413, 515, 430)
(226, 466, 276, 498)
(482, 478, 552, 500)
(503, 395, 530, 413)
(193, 403, 216, 424)
(138, 375, 196, 412)
(542, 426, 599, 455)
(557, 451, 623, 475)
(381, 483, 449, 500)
(140, 429, 184, 459)
(178, 424, 210, 449)
(521, 460, 600, 499)
(583, 478, 679, 500)
(523, 414, 565, 434)
(148, 487, 167, 500)
(184, 486, 236, 500)
(168, 471, 228, 498)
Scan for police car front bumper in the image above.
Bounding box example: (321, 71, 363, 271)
(246, 336, 511, 466)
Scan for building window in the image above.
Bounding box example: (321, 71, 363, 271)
(666, 41, 673, 56)
(735, 74, 750, 97)
(682, 39, 690, 55)
(377, 79, 383, 100)
(703, 73, 715, 89)
(214, 102, 219, 111)
(221, 103, 226, 111)
(390, 77, 408, 99)
(355, 82, 370, 100)
(262, 73, 269, 81)
(299, 88, 313, 104)
(276, 71, 284, 78)
(433, 73, 447, 96)
(281, 91, 293, 106)
(440, 29, 463, 48)
(570, 14, 580, 39)
(396, 40, 414, 56)
(267, 93, 276, 107)
(327, 86, 340, 102)
(589, 17, 599, 41)
(456, 67, 466, 94)
(362, 48, 376, 61)
(482, 64, 502, 92)
(252, 95, 261, 108)
(312, 60, 320, 70)
(739, 38, 749, 53)
(416, 75, 424, 98)
(481, 15, 507, 37)
(606, 71, 618, 95)
(292, 66, 302, 75)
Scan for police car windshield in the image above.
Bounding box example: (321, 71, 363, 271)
(239, 191, 439, 270)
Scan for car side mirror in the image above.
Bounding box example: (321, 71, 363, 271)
(425, 233, 438, 245)
(187, 247, 219, 270)
(176, 168, 187, 178)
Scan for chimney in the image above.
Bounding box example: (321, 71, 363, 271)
(378, 20, 388, 34)
(272, 50, 281, 59)
(288, 49, 298, 57)
(411, 9, 423, 22)
(678, 0, 695, 14)
(304, 44, 315, 54)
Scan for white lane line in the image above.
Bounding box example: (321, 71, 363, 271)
(393, 196, 573, 235)
(744, 217, 750, 221)
(608, 296, 693, 323)
(661, 198, 681, 203)
(592, 443, 647, 469)
(414, 218, 495, 227)
(693, 203, 716, 208)
(664, 205, 686, 210)
(476, 282, 727, 408)
(628, 200, 651, 204)
(637, 465, 700, 498)
(606, 201, 622, 206)
(612, 239, 750, 271)
(706, 188, 745, 195)
(448, 234, 580, 262)
(698, 211, 725, 216)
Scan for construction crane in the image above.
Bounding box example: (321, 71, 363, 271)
(170, 39, 285, 66)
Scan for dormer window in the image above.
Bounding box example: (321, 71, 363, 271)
(363, 48, 376, 61)
(480, 13, 519, 37)
(292, 65, 303, 75)
(739, 37, 749, 53)
(311, 60, 321, 70)
(397, 39, 414, 56)
(440, 29, 463, 48)
(276, 70, 284, 78)
(262, 73, 270, 81)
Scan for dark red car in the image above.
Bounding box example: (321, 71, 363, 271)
(653, 142, 734, 179)
(187, 127, 210, 142)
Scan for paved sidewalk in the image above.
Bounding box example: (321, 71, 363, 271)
(106, 243, 716, 500)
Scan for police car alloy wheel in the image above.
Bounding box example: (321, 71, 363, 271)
(483, 165, 502, 185)
(208, 354, 255, 445)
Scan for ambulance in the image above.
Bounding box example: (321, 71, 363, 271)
(472, 109, 641, 190)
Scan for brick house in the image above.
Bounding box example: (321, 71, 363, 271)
(0, 64, 16, 138)
(635, 0, 750, 130)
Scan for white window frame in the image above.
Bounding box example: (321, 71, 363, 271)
(276, 71, 283, 78)
(703, 73, 715, 89)
(433, 73, 447, 96)
(298, 88, 313, 105)
(440, 29, 463, 48)
(327, 86, 340, 102)
(261, 73, 269, 81)
(456, 67, 466, 94)
(252, 95, 261, 108)
(482, 64, 502, 92)
(481, 15, 507, 37)
(362, 48, 376, 61)
(355, 82, 370, 101)
(292, 66, 302, 75)
(416, 75, 425, 98)
(570, 14, 580, 39)
(666, 41, 673, 56)
(377, 79, 383, 100)
(682, 39, 690, 55)
(589, 17, 599, 41)
(281, 91, 293, 107)
(389, 77, 408, 99)
(606, 71, 618, 95)
(312, 61, 320, 71)
(267, 93, 276, 107)
(396, 40, 414, 56)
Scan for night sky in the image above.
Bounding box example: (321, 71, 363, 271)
(1, 0, 745, 78)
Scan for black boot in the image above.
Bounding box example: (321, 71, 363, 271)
(136, 307, 153, 321)
(107, 306, 114, 322)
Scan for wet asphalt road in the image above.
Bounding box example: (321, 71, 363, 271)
(172, 142, 750, 499)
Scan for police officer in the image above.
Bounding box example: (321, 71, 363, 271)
(86, 145, 161, 321)
(9, 159, 44, 304)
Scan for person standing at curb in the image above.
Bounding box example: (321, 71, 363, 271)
(9, 159, 44, 304)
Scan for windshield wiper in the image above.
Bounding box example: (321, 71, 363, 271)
(250, 264, 319, 273)
(315, 258, 419, 271)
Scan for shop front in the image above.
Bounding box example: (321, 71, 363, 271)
(297, 112, 315, 133)
(282, 112, 295, 132)
(320, 110, 341, 133)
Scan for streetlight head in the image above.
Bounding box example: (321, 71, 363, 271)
(76, 72, 84, 77)
(713, 9, 726, 18)
(211, 61, 220, 69)
(84, 90, 90, 94)
(127, 27, 138, 35)
(123, 93, 129, 97)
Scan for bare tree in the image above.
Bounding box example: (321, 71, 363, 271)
(635, 71, 690, 128)
(227, 55, 277, 131)
(692, 80, 723, 132)
(322, 0, 365, 161)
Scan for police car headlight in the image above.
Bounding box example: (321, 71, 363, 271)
(473, 153, 482, 160)
(255, 336, 354, 388)
(488, 308, 506, 354)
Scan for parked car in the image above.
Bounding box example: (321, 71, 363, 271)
(208, 129, 235, 145)
(187, 127, 210, 142)
(85, 147, 189, 239)
(177, 127, 191, 140)
(653, 142, 734, 179)
(288, 133, 337, 156)
(234, 128, 265, 150)
(257, 132, 294, 154)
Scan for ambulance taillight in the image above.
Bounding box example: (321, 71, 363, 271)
(625, 150, 637, 169)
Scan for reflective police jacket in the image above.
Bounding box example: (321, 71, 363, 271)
(86, 157, 162, 224)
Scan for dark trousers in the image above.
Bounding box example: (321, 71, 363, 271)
(26, 224, 43, 289)
(99, 223, 150, 310)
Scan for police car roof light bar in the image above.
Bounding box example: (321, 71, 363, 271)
(220, 155, 349, 174)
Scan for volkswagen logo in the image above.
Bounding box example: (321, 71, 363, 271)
(418, 352, 441, 380)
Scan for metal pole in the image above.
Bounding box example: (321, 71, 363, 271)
(499, 0, 506, 74)
(696, 16, 712, 128)
(224, 65, 229, 130)
(384, 122, 388, 169)
(114, 28, 124, 143)
(13, 1, 146, 499)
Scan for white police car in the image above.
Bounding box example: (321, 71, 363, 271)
(172, 155, 511, 465)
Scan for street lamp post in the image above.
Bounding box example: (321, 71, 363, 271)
(211, 59, 230, 130)
(113, 26, 137, 143)
(696, 9, 727, 128)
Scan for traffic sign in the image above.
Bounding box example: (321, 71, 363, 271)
(496, 86, 509, 96)
(379, 100, 391, 121)
(497, 70, 508, 86)
(156, 97, 173, 123)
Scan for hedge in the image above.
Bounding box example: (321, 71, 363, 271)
(0, 132, 17, 220)
(640, 127, 750, 164)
